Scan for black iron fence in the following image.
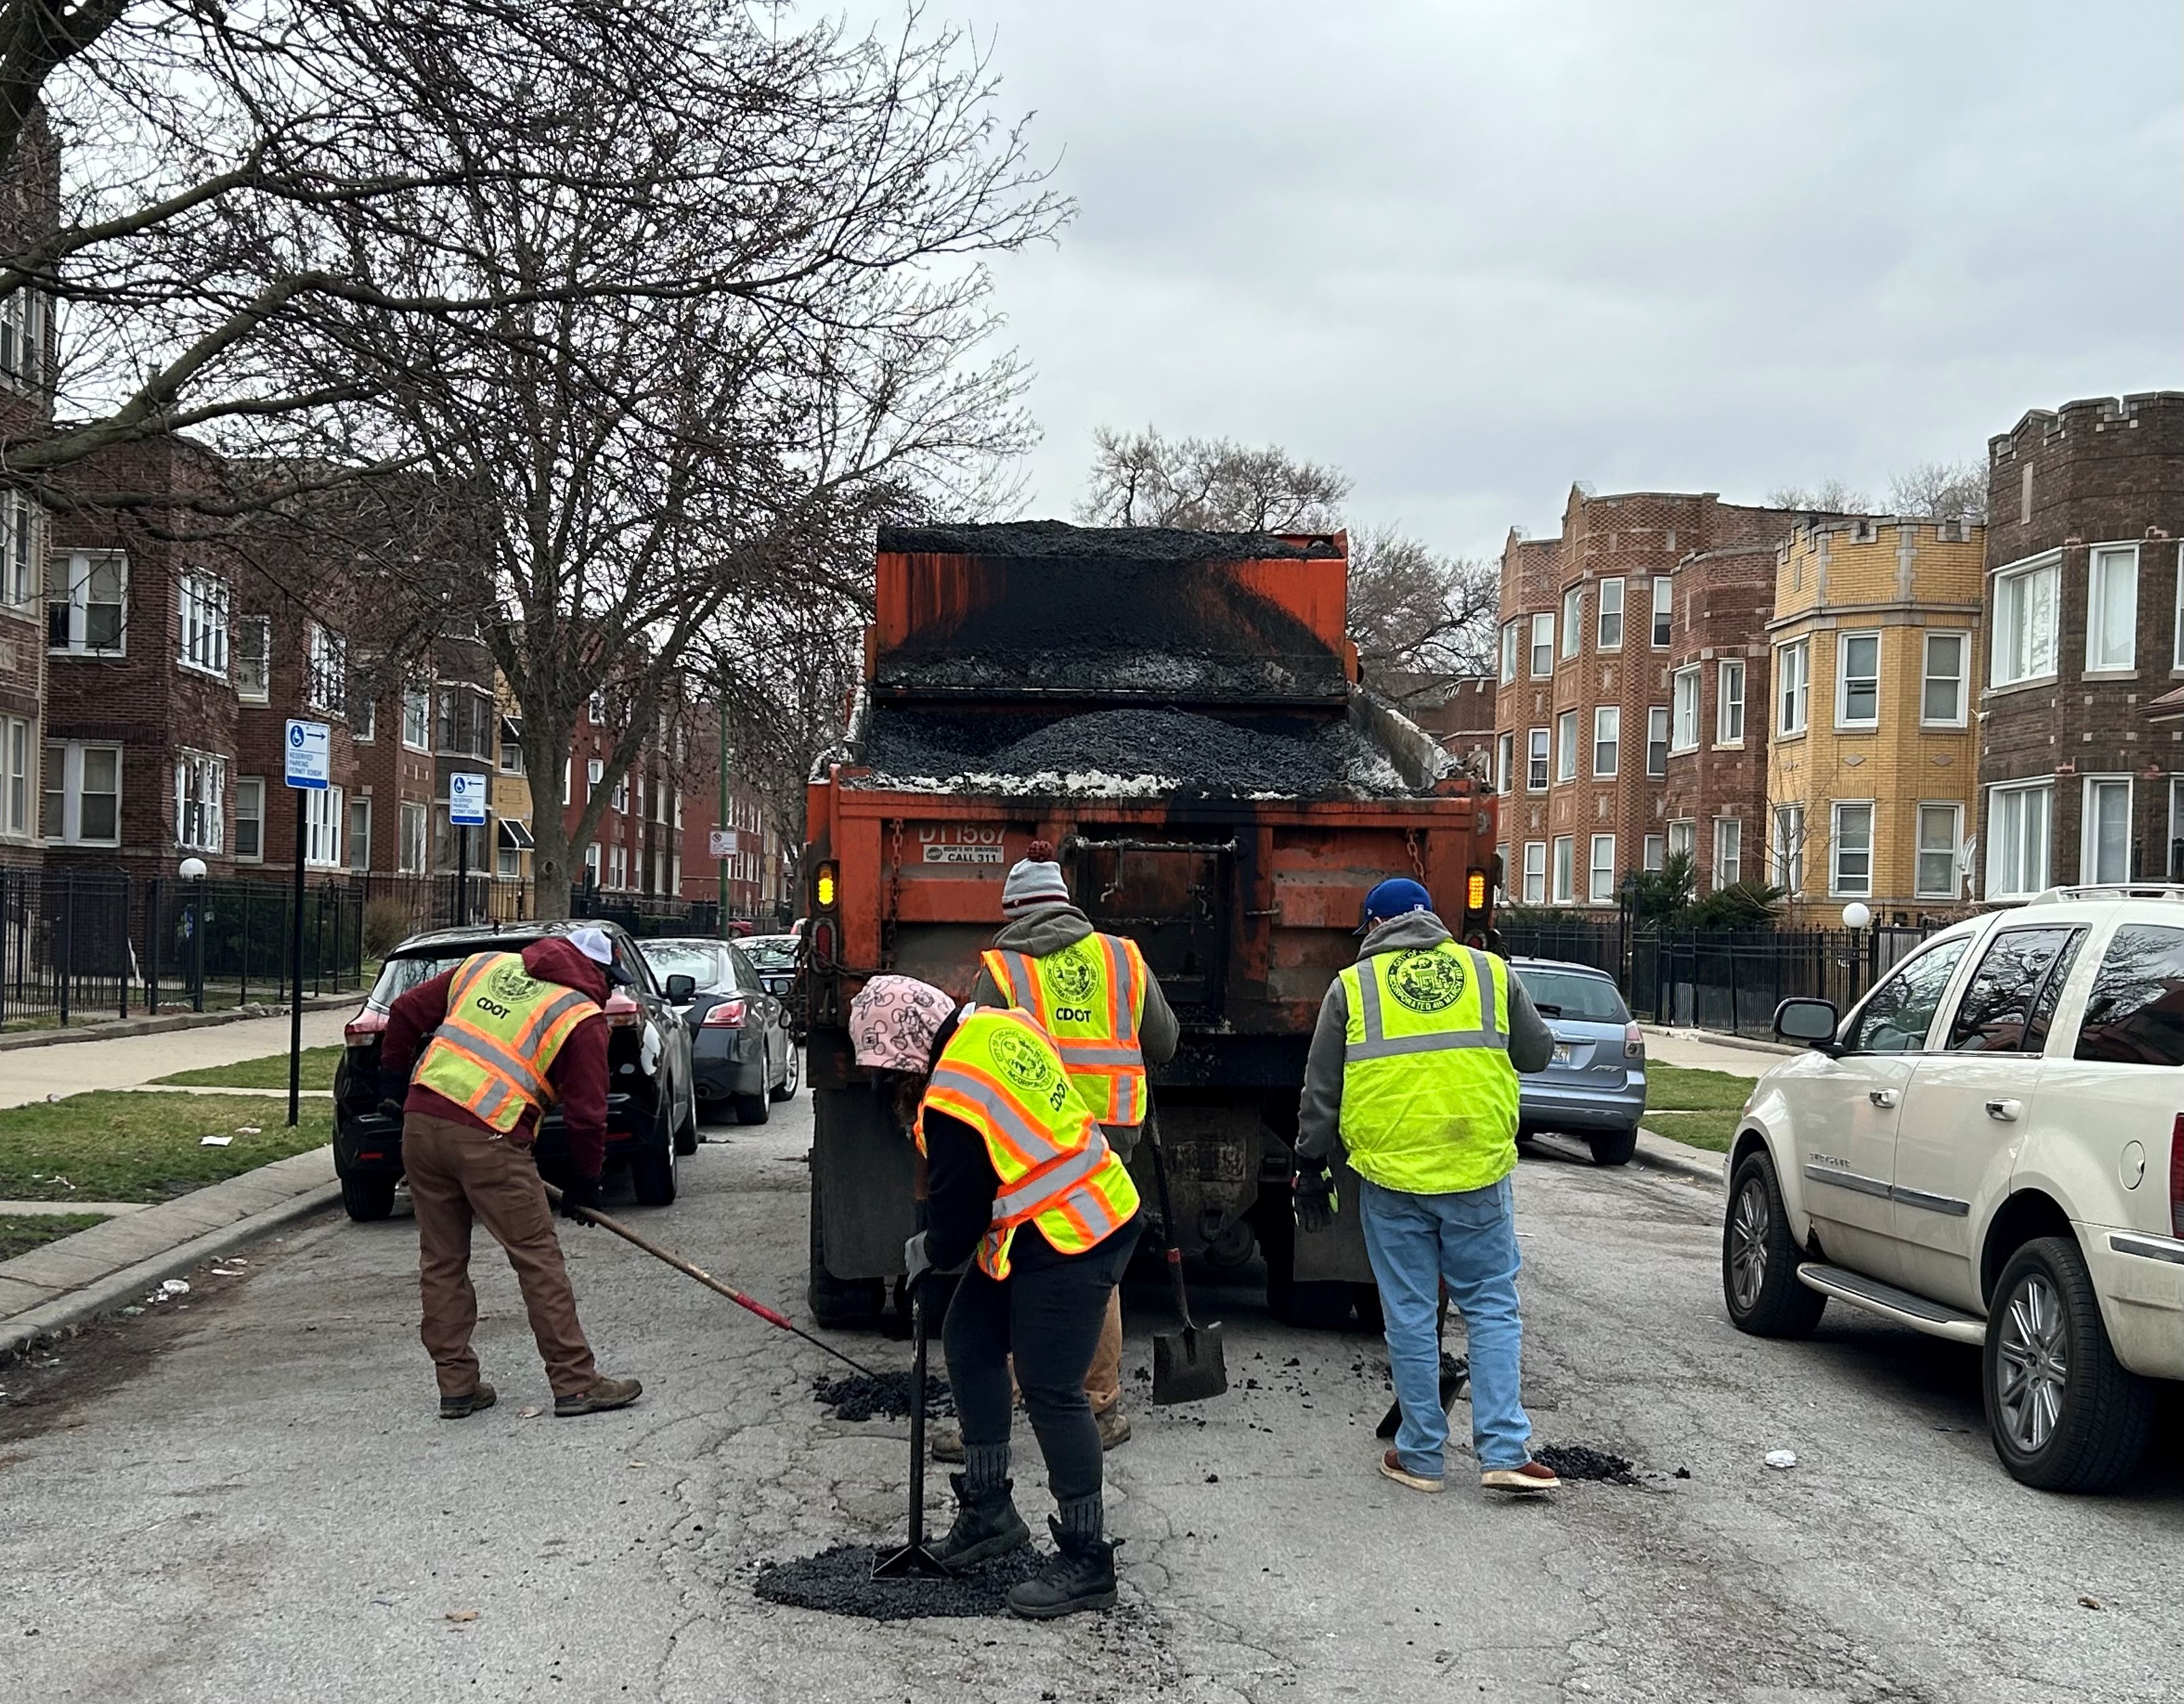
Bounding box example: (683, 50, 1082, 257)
(348, 873, 784, 949)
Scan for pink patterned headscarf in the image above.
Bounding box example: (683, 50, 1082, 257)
(848, 975, 958, 1073)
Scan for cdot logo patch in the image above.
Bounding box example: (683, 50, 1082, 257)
(1386, 949, 1465, 1014)
(1046, 943, 1098, 1004)
(487, 960, 542, 1007)
(986, 1024, 1057, 1096)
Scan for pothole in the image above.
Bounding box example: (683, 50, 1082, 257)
(811, 1370, 953, 1423)
(752, 1543, 1040, 1620)
(1536, 1444, 1642, 1485)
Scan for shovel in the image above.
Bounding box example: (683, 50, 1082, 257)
(873, 1272, 950, 1580)
(1147, 1117, 1228, 1404)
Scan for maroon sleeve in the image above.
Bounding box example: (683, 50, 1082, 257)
(380, 969, 457, 1089)
(546, 1014, 609, 1180)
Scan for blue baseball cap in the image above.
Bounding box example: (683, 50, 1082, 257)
(1358, 877, 1434, 934)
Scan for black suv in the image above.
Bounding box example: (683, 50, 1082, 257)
(332, 920, 699, 1221)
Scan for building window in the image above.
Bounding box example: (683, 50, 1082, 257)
(1589, 833, 1616, 902)
(2082, 776, 2132, 884)
(173, 750, 225, 853)
(0, 288, 44, 386)
(177, 569, 229, 679)
(588, 689, 608, 727)
(1921, 631, 1966, 726)
(1987, 780, 2053, 900)
(234, 777, 264, 860)
(1499, 621, 1519, 685)
(608, 843, 627, 888)
(402, 685, 431, 750)
(1776, 639, 1809, 735)
(1527, 728, 1548, 792)
(1667, 820, 1695, 863)
(306, 622, 347, 715)
(46, 551, 126, 654)
(353, 695, 375, 743)
(41, 742, 121, 844)
(1555, 710, 1578, 783)
(1836, 631, 1879, 728)
(1596, 578, 1624, 651)
(1, 716, 30, 837)
(1830, 802, 1873, 898)
(1916, 803, 1962, 899)
(1671, 667, 1700, 752)
(587, 757, 604, 799)
(2171, 780, 2184, 880)
(1991, 551, 2060, 686)
(434, 686, 491, 758)
(1561, 586, 1582, 659)
(1642, 833, 1665, 872)
(1529, 612, 1553, 677)
(303, 784, 344, 868)
(399, 801, 428, 873)
(500, 718, 525, 773)
(1646, 706, 1668, 778)
(1771, 805, 1805, 895)
(584, 841, 602, 886)
(610, 772, 629, 813)
(348, 797, 371, 873)
(496, 823, 526, 881)
(1592, 706, 1618, 778)
(235, 616, 271, 703)
(1551, 835, 1574, 904)
(2085, 544, 2138, 672)
(1716, 659, 1744, 744)
(1522, 841, 1546, 905)
(1495, 731, 1514, 795)
(1650, 576, 1672, 648)
(1712, 818, 1742, 889)
(1, 489, 37, 608)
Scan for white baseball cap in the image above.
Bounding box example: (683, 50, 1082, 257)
(568, 926, 615, 967)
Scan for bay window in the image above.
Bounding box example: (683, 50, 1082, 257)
(1671, 667, 1700, 752)
(1555, 710, 1577, 783)
(1916, 803, 1962, 899)
(1596, 578, 1624, 650)
(2081, 776, 2131, 884)
(306, 622, 347, 715)
(1529, 612, 1553, 677)
(303, 784, 344, 868)
(1921, 631, 1966, 725)
(235, 615, 271, 702)
(1646, 706, 1668, 778)
(177, 570, 229, 678)
(1561, 586, 1582, 659)
(47, 551, 126, 654)
(1776, 639, 1809, 735)
(1551, 835, 1574, 904)
(1713, 818, 1741, 889)
(233, 777, 264, 860)
(1986, 780, 2052, 900)
(1771, 804, 1805, 894)
(1717, 659, 1744, 744)
(1831, 802, 1873, 898)
(1990, 552, 2060, 686)
(1522, 841, 1546, 905)
(1592, 705, 1618, 778)
(1589, 833, 1616, 902)
(1836, 631, 1879, 728)
(41, 741, 119, 844)
(1650, 576, 1672, 647)
(173, 750, 225, 853)
(1527, 727, 1548, 791)
(2085, 544, 2138, 672)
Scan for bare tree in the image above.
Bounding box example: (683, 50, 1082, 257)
(1887, 459, 1987, 523)
(1346, 524, 1497, 693)
(1765, 478, 1871, 514)
(1076, 426, 1349, 532)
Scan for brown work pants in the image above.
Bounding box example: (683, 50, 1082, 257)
(403, 1112, 598, 1399)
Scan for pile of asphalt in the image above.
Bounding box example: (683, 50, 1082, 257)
(1536, 1444, 1642, 1486)
(878, 520, 1342, 561)
(812, 1369, 954, 1423)
(752, 1542, 1042, 1620)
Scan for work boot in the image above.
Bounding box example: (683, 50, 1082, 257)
(555, 1375, 643, 1417)
(930, 1473, 1030, 1573)
(438, 1383, 497, 1420)
(1378, 1448, 1444, 1494)
(1480, 1460, 1560, 1495)
(1007, 1514, 1120, 1620)
(928, 1419, 965, 1463)
(1095, 1407, 1132, 1451)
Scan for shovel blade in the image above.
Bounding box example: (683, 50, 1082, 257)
(1151, 1321, 1228, 1404)
(872, 1541, 951, 1580)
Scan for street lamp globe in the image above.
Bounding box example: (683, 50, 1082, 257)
(179, 856, 209, 880)
(1841, 901, 1872, 931)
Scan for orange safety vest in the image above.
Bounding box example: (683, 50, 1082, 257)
(413, 952, 602, 1134)
(980, 933, 1150, 1126)
(915, 1006, 1141, 1281)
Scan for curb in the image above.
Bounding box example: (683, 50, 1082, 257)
(1642, 1024, 1799, 1060)
(0, 1168, 341, 1365)
(0, 995, 357, 1054)
(1634, 1126, 1728, 1187)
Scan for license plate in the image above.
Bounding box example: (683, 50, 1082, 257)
(1551, 1044, 1574, 1066)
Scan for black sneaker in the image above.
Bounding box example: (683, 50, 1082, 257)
(929, 1475, 1029, 1573)
(1005, 1516, 1120, 1620)
(438, 1383, 497, 1420)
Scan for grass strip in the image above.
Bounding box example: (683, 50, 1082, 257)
(0, 1093, 332, 1203)
(0, 1213, 112, 1262)
(1645, 1062, 1755, 1112)
(152, 1045, 345, 1090)
(1640, 1110, 1739, 1153)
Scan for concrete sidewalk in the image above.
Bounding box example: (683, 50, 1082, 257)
(0, 1009, 351, 1109)
(1643, 1025, 1790, 1078)
(0, 1147, 339, 1360)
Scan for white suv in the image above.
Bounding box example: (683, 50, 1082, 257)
(1723, 886, 2184, 1493)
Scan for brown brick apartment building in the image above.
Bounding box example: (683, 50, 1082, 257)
(1977, 393, 2184, 899)
(1661, 543, 1775, 891)
(1494, 487, 1806, 908)
(0, 122, 57, 873)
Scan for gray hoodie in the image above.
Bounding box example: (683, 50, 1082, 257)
(969, 902, 1181, 1160)
(1294, 911, 1553, 1165)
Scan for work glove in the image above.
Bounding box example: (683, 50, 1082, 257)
(1293, 1163, 1339, 1234)
(558, 1173, 604, 1223)
(902, 1231, 967, 1287)
(377, 1098, 405, 1122)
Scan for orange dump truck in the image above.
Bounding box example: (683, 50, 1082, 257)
(798, 521, 1499, 1327)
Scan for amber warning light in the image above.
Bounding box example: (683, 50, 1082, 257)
(815, 861, 839, 909)
(1467, 870, 1487, 913)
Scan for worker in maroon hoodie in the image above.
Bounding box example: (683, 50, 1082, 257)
(379, 924, 642, 1420)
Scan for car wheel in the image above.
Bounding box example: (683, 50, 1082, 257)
(1722, 1148, 1825, 1338)
(735, 1088, 770, 1125)
(629, 1100, 679, 1206)
(1983, 1236, 2155, 1493)
(769, 1041, 801, 1103)
(340, 1172, 398, 1223)
(1587, 1124, 1640, 1166)
(807, 1168, 884, 1327)
(672, 1088, 699, 1157)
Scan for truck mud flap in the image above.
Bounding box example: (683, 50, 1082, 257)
(813, 1086, 918, 1281)
(1289, 1150, 1374, 1287)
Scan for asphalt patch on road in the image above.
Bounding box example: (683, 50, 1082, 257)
(812, 1370, 954, 1422)
(752, 1542, 1041, 1620)
(1536, 1444, 1642, 1486)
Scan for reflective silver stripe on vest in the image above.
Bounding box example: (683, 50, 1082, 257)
(1054, 1041, 1143, 1066)
(526, 988, 597, 1042)
(430, 1026, 551, 1099)
(991, 1139, 1109, 1221)
(1344, 949, 1509, 1063)
(1470, 949, 1502, 1046)
(1002, 952, 1041, 1013)
(1103, 935, 1134, 1044)
(474, 1079, 517, 1123)
(929, 1064, 1062, 1163)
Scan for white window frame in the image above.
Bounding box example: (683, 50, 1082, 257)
(1521, 841, 1546, 904)
(1990, 550, 2061, 688)
(1666, 819, 1695, 863)
(302, 784, 344, 869)
(402, 685, 431, 751)
(1642, 833, 1665, 872)
(1915, 801, 1963, 901)
(1986, 780, 2053, 901)
(1591, 705, 1619, 778)
(306, 621, 347, 716)
(1670, 667, 1700, 753)
(177, 568, 230, 680)
(2081, 774, 2132, 885)
(1596, 578, 1624, 651)
(1713, 818, 1742, 889)
(1495, 731, 1514, 795)
(235, 614, 271, 703)
(1588, 833, 1616, 902)
(233, 776, 264, 863)
(1561, 586, 1582, 659)
(1776, 638, 1809, 735)
(0, 287, 44, 388)
(1920, 630, 1967, 727)
(1650, 576, 1672, 648)
(399, 800, 430, 874)
(2085, 542, 2138, 674)
(1, 489, 38, 608)
(587, 757, 604, 800)
(173, 749, 225, 854)
(41, 740, 121, 846)
(1645, 706, 1668, 778)
(1499, 620, 1519, 685)
(1526, 727, 1548, 793)
(1, 715, 31, 838)
(1829, 800, 1874, 899)
(46, 550, 126, 655)
(1550, 835, 1574, 904)
(1529, 612, 1553, 678)
(1716, 659, 1744, 746)
(1835, 630, 1880, 730)
(1771, 804, 1805, 895)
(347, 795, 372, 873)
(584, 841, 602, 885)
(1555, 710, 1578, 783)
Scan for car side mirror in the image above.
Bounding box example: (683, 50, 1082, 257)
(1773, 997, 1839, 1049)
(663, 973, 697, 1005)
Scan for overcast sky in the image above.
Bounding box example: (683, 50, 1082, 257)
(850, 1, 2181, 561)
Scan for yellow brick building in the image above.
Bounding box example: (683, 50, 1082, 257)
(489, 672, 534, 888)
(1766, 518, 1986, 922)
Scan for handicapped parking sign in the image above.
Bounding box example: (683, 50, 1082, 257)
(283, 720, 331, 790)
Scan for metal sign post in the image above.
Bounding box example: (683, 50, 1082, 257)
(283, 720, 332, 1128)
(450, 772, 488, 926)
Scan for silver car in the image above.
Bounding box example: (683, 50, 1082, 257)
(1510, 956, 1647, 1166)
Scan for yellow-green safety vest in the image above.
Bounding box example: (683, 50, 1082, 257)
(1336, 941, 1519, 1196)
(414, 952, 601, 1133)
(980, 933, 1149, 1125)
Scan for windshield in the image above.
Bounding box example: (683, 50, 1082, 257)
(741, 935, 799, 972)
(1516, 967, 1629, 1024)
(639, 941, 732, 991)
(368, 954, 471, 1008)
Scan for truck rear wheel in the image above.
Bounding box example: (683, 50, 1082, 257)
(807, 1166, 884, 1328)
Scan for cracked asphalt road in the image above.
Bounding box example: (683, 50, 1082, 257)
(3, 1094, 2180, 1704)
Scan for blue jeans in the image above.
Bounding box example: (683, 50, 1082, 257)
(1357, 1173, 1531, 1476)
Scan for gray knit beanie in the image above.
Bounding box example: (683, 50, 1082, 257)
(1001, 839, 1072, 918)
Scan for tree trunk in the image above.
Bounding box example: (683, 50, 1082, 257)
(525, 714, 579, 920)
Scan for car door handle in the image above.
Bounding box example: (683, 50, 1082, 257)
(1868, 1088, 1899, 1109)
(1985, 1099, 2021, 1122)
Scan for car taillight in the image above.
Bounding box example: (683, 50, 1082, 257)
(2171, 1114, 2184, 1239)
(701, 998, 748, 1028)
(605, 992, 642, 1030)
(1624, 1021, 1644, 1060)
(345, 1006, 389, 1045)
